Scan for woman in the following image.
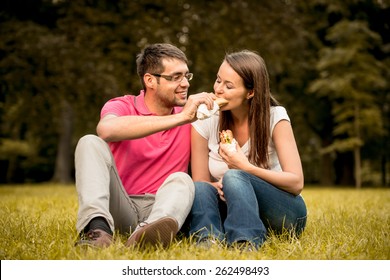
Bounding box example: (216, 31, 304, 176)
(189, 50, 307, 249)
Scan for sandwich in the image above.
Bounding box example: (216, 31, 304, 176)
(219, 129, 237, 152)
(214, 97, 228, 108)
(220, 129, 234, 144)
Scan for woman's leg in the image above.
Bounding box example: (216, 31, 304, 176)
(222, 170, 267, 247)
(189, 182, 226, 242)
(250, 175, 307, 237)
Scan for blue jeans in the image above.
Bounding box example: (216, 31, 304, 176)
(189, 169, 307, 248)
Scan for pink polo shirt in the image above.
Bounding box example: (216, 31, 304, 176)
(100, 91, 191, 195)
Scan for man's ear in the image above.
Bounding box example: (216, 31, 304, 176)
(144, 73, 156, 89)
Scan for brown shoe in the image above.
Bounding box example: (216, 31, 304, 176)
(125, 217, 178, 248)
(75, 229, 113, 248)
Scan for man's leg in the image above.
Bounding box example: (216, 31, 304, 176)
(75, 134, 138, 246)
(125, 172, 194, 248)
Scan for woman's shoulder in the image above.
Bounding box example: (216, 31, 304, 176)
(271, 106, 289, 118)
(192, 114, 219, 139)
(270, 106, 290, 130)
(192, 114, 219, 128)
(271, 105, 287, 114)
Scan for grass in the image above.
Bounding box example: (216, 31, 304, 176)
(0, 184, 389, 260)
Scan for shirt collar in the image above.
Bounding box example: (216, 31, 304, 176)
(134, 90, 152, 115)
(134, 90, 180, 115)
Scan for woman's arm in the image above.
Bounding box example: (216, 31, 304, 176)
(191, 127, 225, 199)
(191, 127, 212, 182)
(220, 120, 304, 195)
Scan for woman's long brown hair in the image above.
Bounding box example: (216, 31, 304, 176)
(219, 50, 279, 169)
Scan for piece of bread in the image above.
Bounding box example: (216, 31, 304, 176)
(219, 129, 234, 144)
(215, 97, 228, 108)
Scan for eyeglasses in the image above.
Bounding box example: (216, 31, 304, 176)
(151, 72, 193, 82)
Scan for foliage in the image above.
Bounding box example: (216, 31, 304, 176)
(0, 184, 388, 260)
(308, 17, 387, 187)
(310, 19, 386, 151)
(302, 0, 389, 185)
(0, 0, 389, 185)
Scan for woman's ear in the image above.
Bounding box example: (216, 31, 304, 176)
(247, 90, 254, 100)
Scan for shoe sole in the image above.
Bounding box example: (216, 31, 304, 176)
(74, 229, 113, 248)
(75, 240, 99, 248)
(126, 217, 178, 248)
(75, 239, 112, 249)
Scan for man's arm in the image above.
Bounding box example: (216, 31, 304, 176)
(97, 113, 187, 142)
(96, 93, 215, 142)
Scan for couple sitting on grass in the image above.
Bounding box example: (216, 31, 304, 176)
(74, 43, 307, 251)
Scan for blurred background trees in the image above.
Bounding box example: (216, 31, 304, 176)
(0, 0, 389, 187)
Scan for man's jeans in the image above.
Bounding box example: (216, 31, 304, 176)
(189, 169, 307, 247)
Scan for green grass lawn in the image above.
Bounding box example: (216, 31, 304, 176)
(0, 184, 389, 260)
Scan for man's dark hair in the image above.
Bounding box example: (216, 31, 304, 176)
(136, 43, 188, 90)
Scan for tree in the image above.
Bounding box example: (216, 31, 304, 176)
(0, 1, 121, 183)
(309, 19, 386, 188)
(1, 0, 388, 185)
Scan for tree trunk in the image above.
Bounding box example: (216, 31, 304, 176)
(354, 146, 361, 189)
(319, 135, 334, 185)
(381, 154, 387, 186)
(52, 99, 73, 184)
(334, 152, 355, 186)
(354, 103, 361, 189)
(320, 152, 334, 185)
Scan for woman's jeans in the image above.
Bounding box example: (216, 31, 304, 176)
(189, 169, 307, 248)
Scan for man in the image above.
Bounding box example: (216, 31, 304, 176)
(74, 43, 215, 248)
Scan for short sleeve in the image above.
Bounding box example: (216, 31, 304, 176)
(191, 115, 219, 141)
(101, 96, 135, 118)
(270, 106, 290, 134)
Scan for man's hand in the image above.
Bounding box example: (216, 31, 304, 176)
(180, 92, 215, 123)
